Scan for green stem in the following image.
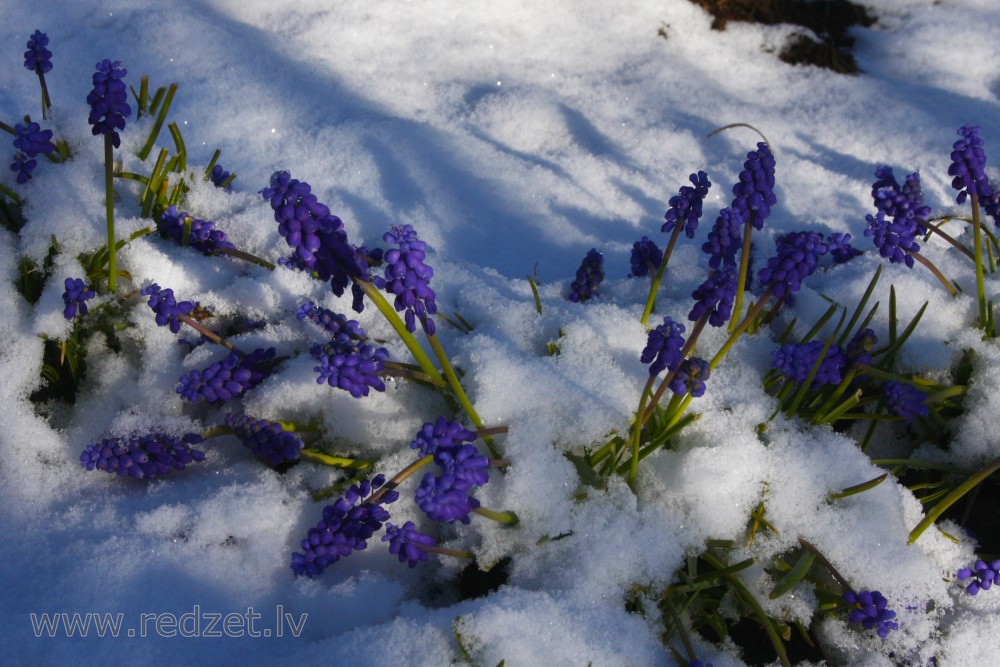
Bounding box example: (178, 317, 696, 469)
(177, 314, 236, 351)
(367, 454, 435, 506)
(299, 449, 374, 470)
(729, 214, 756, 335)
(971, 194, 988, 327)
(421, 544, 474, 559)
(37, 71, 52, 118)
(710, 289, 773, 370)
(628, 376, 656, 488)
(909, 251, 957, 297)
(640, 224, 684, 326)
(472, 506, 519, 524)
(212, 246, 276, 270)
(908, 455, 1000, 544)
(104, 134, 117, 293)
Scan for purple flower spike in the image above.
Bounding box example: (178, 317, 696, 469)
(567, 248, 604, 303)
(210, 164, 232, 189)
(956, 559, 1000, 595)
(629, 236, 663, 278)
(730, 142, 777, 228)
(689, 265, 737, 327)
(843, 590, 898, 639)
(62, 277, 96, 320)
(663, 171, 711, 238)
(882, 381, 928, 423)
(949, 125, 993, 205)
(382, 521, 436, 568)
(410, 417, 478, 457)
(641, 316, 686, 376)
(157, 206, 234, 256)
(80, 432, 205, 479)
(771, 341, 847, 389)
(176, 347, 276, 404)
(225, 413, 303, 466)
(309, 339, 390, 399)
(140, 283, 197, 334)
(86, 60, 130, 148)
(11, 122, 55, 184)
(702, 207, 745, 269)
(375, 224, 438, 334)
(24, 30, 52, 74)
(668, 357, 711, 397)
(297, 301, 367, 340)
(758, 230, 828, 298)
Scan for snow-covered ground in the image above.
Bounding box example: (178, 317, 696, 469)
(2, 1, 1000, 664)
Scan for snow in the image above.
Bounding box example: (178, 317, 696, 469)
(2, 0, 1000, 664)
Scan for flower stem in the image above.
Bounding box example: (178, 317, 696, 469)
(640, 224, 684, 326)
(367, 454, 436, 506)
(797, 537, 851, 591)
(426, 332, 497, 457)
(710, 289, 773, 370)
(971, 194, 988, 327)
(37, 71, 52, 119)
(908, 454, 1000, 544)
(177, 314, 236, 351)
(728, 213, 756, 334)
(908, 251, 957, 297)
(628, 376, 656, 488)
(104, 134, 117, 293)
(299, 449, 374, 470)
(472, 506, 519, 524)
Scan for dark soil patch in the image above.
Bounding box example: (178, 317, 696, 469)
(685, 0, 876, 74)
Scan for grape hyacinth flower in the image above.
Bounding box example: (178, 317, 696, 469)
(415, 468, 483, 525)
(702, 207, 745, 269)
(177, 347, 276, 403)
(956, 559, 1000, 595)
(23, 30, 53, 74)
(689, 265, 737, 327)
(758, 230, 829, 298)
(826, 232, 861, 264)
(410, 417, 478, 457)
(663, 171, 712, 239)
(310, 339, 390, 399)
(949, 125, 993, 205)
(11, 122, 55, 184)
(375, 224, 438, 334)
(61, 277, 96, 320)
(771, 341, 848, 389)
(641, 316, 686, 376)
(225, 413, 303, 466)
(260, 171, 368, 310)
(87, 60, 130, 148)
(210, 164, 232, 189)
(567, 248, 604, 303)
(382, 521, 436, 568)
(140, 283, 197, 334)
(731, 142, 777, 228)
(297, 301, 366, 340)
(668, 357, 711, 397)
(80, 432, 205, 479)
(882, 381, 929, 423)
(629, 236, 663, 278)
(843, 590, 899, 638)
(291, 474, 399, 577)
(157, 206, 234, 256)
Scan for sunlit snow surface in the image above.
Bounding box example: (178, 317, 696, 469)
(2, 1, 1000, 664)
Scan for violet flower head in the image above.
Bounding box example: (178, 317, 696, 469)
(291, 474, 399, 577)
(62, 277, 96, 320)
(641, 316, 686, 376)
(415, 469, 482, 525)
(629, 236, 663, 278)
(826, 232, 861, 264)
(771, 341, 847, 389)
(730, 142, 777, 229)
(210, 164, 232, 189)
(86, 59, 131, 148)
(224, 413, 303, 466)
(882, 381, 928, 423)
(567, 248, 604, 303)
(669, 357, 711, 397)
(702, 207, 745, 269)
(374, 224, 438, 334)
(157, 206, 234, 256)
(410, 417, 478, 457)
(843, 590, 899, 639)
(758, 230, 828, 298)
(383, 521, 436, 568)
(24, 30, 52, 74)
(949, 125, 993, 205)
(864, 209, 919, 268)
(177, 347, 276, 404)
(310, 339, 390, 399)
(956, 559, 1000, 596)
(11, 122, 55, 184)
(663, 170, 711, 239)
(260, 171, 368, 309)
(80, 432, 205, 479)
(140, 283, 197, 334)
(297, 301, 366, 340)
(689, 265, 737, 327)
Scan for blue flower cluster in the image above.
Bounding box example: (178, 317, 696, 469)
(663, 171, 712, 239)
(758, 231, 828, 298)
(297, 301, 366, 339)
(730, 142, 777, 228)
(61, 277, 96, 320)
(291, 474, 399, 577)
(689, 265, 737, 327)
(843, 590, 898, 638)
(80, 432, 205, 479)
(310, 338, 390, 399)
(826, 232, 862, 264)
(210, 164, 231, 189)
(629, 236, 663, 278)
(11, 121, 55, 184)
(260, 171, 368, 310)
(567, 248, 604, 303)
(382, 521, 437, 568)
(86, 59, 130, 148)
(177, 347, 276, 403)
(140, 283, 197, 334)
(225, 413, 303, 466)
(882, 381, 928, 423)
(669, 357, 711, 397)
(413, 417, 489, 525)
(24, 30, 52, 74)
(956, 559, 1000, 595)
(865, 166, 929, 268)
(641, 316, 686, 376)
(772, 340, 848, 389)
(375, 224, 438, 334)
(157, 206, 234, 256)
(702, 207, 745, 269)
(949, 125, 993, 205)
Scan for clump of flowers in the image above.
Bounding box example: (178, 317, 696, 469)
(410, 417, 478, 457)
(177, 347, 276, 403)
(843, 590, 898, 638)
(669, 357, 711, 397)
(949, 125, 993, 205)
(758, 230, 829, 298)
(86, 59, 130, 147)
(309, 338, 390, 399)
(731, 142, 777, 227)
(375, 224, 438, 334)
(11, 121, 55, 184)
(702, 207, 745, 269)
(61, 277, 96, 320)
(629, 236, 663, 278)
(568, 248, 604, 302)
(382, 521, 436, 568)
(882, 380, 929, 423)
(663, 170, 712, 239)
(689, 265, 737, 327)
(80, 432, 205, 479)
(157, 206, 234, 256)
(140, 283, 197, 333)
(225, 413, 303, 466)
(297, 301, 366, 339)
(23, 29, 52, 74)
(956, 559, 1000, 595)
(771, 340, 848, 389)
(210, 164, 232, 189)
(641, 316, 686, 376)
